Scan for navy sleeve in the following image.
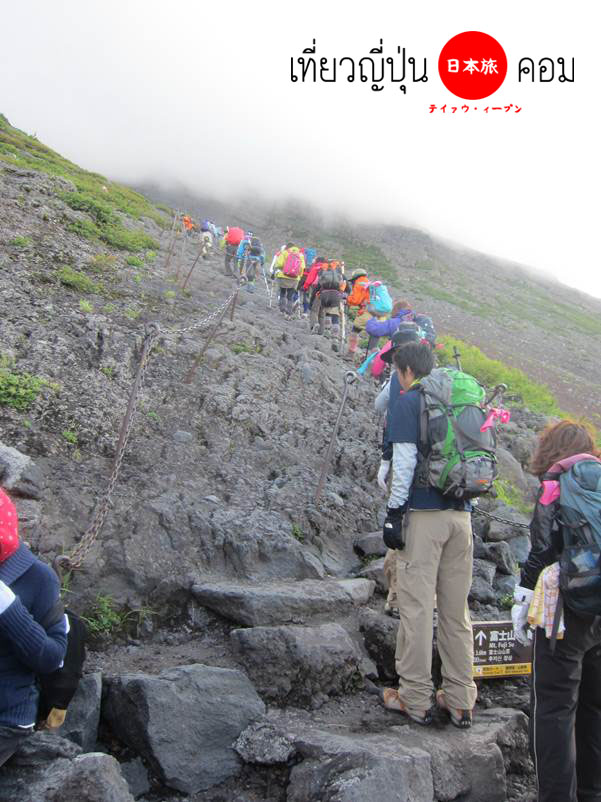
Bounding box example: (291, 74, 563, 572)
(387, 386, 420, 445)
(0, 564, 67, 674)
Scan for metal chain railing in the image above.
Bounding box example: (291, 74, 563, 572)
(55, 277, 244, 574)
(471, 506, 531, 530)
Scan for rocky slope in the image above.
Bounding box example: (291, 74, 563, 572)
(0, 116, 571, 801)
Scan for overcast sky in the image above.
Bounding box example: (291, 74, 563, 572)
(4, 1, 599, 297)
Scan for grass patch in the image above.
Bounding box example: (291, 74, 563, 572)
(81, 594, 155, 639)
(230, 341, 262, 355)
(145, 250, 157, 263)
(9, 235, 31, 247)
(89, 252, 117, 273)
(57, 265, 101, 294)
(0, 358, 45, 410)
(62, 429, 78, 445)
(126, 255, 144, 267)
(438, 336, 561, 416)
(79, 299, 93, 313)
(493, 478, 533, 517)
(164, 290, 176, 300)
(291, 523, 305, 543)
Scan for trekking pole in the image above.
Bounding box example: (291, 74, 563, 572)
(315, 371, 358, 504)
(261, 263, 270, 300)
(484, 383, 508, 407)
(339, 303, 346, 355)
(453, 346, 462, 371)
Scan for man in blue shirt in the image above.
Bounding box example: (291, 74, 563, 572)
(381, 342, 476, 728)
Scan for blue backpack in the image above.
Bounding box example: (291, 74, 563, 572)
(304, 248, 317, 268)
(368, 282, 392, 316)
(558, 459, 601, 617)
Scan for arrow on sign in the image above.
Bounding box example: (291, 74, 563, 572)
(475, 630, 487, 646)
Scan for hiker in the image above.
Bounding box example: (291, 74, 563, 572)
(223, 226, 244, 277)
(237, 233, 265, 292)
(182, 215, 196, 236)
(365, 299, 414, 352)
(413, 313, 437, 349)
(381, 342, 477, 728)
(0, 489, 68, 766)
(346, 269, 371, 357)
(299, 248, 317, 316)
(374, 324, 423, 617)
(309, 261, 346, 349)
(273, 243, 305, 317)
(511, 421, 601, 802)
(200, 221, 213, 259)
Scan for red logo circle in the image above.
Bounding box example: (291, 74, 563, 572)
(438, 31, 507, 99)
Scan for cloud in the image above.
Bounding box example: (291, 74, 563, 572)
(3, 0, 599, 296)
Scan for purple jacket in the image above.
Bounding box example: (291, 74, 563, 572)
(365, 309, 413, 338)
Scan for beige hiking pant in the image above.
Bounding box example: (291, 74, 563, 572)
(383, 549, 398, 608)
(395, 509, 477, 712)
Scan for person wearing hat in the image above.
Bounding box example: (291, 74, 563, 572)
(0, 489, 67, 766)
(374, 322, 422, 616)
(345, 268, 370, 357)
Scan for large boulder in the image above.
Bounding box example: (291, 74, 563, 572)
(354, 531, 387, 558)
(59, 672, 102, 752)
(102, 664, 265, 794)
(496, 447, 529, 494)
(231, 623, 364, 707)
(0, 733, 134, 802)
(191, 578, 374, 627)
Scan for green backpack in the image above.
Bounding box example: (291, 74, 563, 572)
(415, 368, 497, 499)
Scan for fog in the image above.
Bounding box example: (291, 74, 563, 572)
(3, 0, 599, 296)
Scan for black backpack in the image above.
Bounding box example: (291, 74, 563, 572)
(37, 600, 87, 721)
(320, 267, 342, 290)
(413, 314, 436, 347)
(249, 237, 262, 257)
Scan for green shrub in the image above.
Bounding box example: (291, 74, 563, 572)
(68, 218, 99, 240)
(99, 225, 159, 253)
(60, 190, 114, 224)
(0, 362, 44, 410)
(230, 341, 261, 355)
(9, 235, 31, 247)
(89, 252, 116, 272)
(62, 429, 78, 444)
(126, 255, 144, 267)
(57, 266, 101, 294)
(145, 250, 157, 263)
(438, 336, 561, 416)
(164, 290, 176, 300)
(291, 523, 305, 543)
(79, 299, 93, 313)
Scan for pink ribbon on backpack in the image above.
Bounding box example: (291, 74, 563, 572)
(480, 407, 511, 432)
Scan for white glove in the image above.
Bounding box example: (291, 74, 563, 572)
(0, 580, 16, 614)
(377, 460, 391, 492)
(511, 586, 534, 646)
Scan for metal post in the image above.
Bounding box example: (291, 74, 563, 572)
(163, 221, 180, 274)
(315, 371, 357, 504)
(453, 346, 462, 371)
(175, 227, 187, 281)
(229, 276, 245, 321)
(181, 248, 202, 290)
(184, 298, 235, 384)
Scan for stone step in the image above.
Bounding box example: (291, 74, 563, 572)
(237, 706, 530, 802)
(191, 578, 375, 626)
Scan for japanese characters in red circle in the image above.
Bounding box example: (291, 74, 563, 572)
(438, 31, 507, 100)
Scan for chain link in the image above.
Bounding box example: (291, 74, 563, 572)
(58, 285, 241, 572)
(471, 506, 531, 530)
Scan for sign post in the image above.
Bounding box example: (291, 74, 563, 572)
(472, 620, 532, 679)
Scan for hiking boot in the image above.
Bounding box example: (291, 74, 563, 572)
(381, 688, 432, 726)
(435, 690, 472, 729)
(384, 602, 400, 619)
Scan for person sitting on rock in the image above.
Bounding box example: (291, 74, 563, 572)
(511, 421, 601, 802)
(381, 342, 476, 728)
(0, 488, 68, 766)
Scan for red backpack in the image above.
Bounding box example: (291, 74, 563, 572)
(226, 227, 244, 246)
(283, 250, 302, 278)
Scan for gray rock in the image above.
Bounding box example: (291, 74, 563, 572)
(485, 504, 530, 542)
(191, 578, 374, 627)
(1, 739, 134, 802)
(285, 727, 434, 802)
(354, 531, 387, 558)
(102, 664, 265, 793)
(120, 757, 151, 799)
(472, 558, 496, 585)
(496, 447, 529, 494)
(486, 541, 515, 576)
(359, 609, 398, 680)
(235, 720, 296, 765)
(173, 430, 193, 444)
(508, 534, 532, 566)
(231, 623, 364, 707)
(60, 672, 102, 752)
(470, 575, 497, 605)
(0, 442, 44, 499)
(494, 573, 518, 598)
(357, 557, 386, 593)
(472, 534, 490, 560)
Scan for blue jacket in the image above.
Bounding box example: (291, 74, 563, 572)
(365, 309, 413, 339)
(0, 544, 67, 726)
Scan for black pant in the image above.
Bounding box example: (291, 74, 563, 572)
(531, 607, 601, 802)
